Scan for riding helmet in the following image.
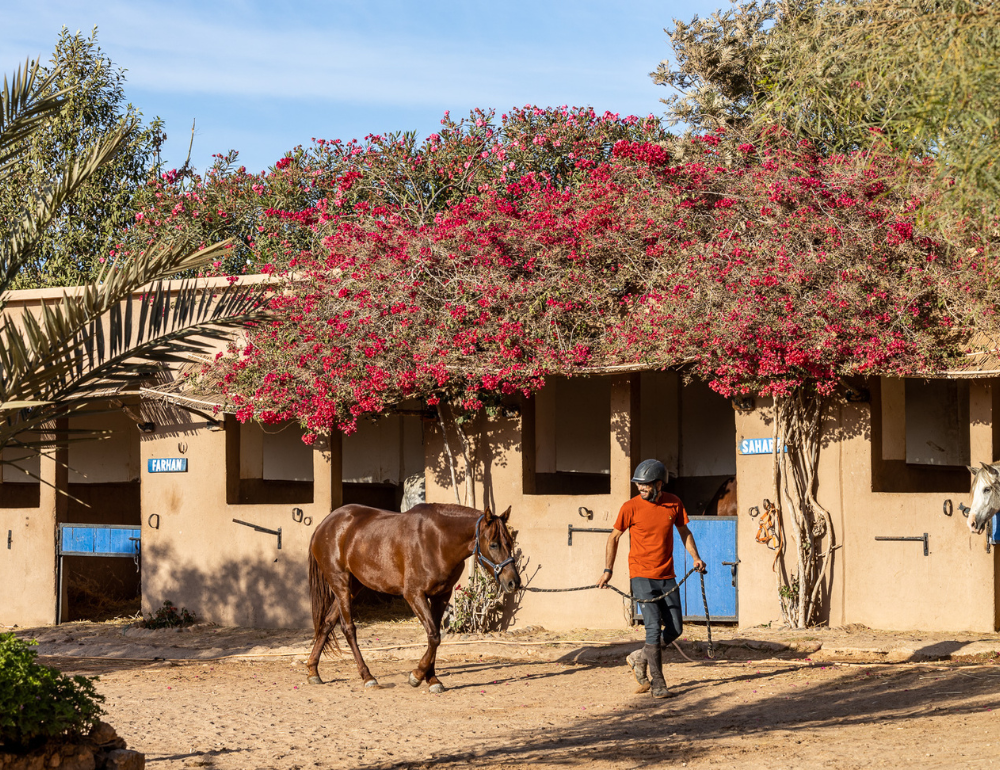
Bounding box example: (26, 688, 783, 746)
(631, 459, 666, 485)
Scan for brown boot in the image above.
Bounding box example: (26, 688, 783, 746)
(644, 643, 676, 699)
(626, 649, 650, 693)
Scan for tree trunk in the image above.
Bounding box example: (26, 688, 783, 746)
(771, 388, 837, 628)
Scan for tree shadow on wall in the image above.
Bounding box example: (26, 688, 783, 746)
(426, 404, 521, 515)
(141, 540, 311, 628)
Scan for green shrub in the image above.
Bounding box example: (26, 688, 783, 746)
(140, 600, 196, 629)
(0, 633, 104, 751)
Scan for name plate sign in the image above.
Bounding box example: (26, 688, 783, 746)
(148, 458, 188, 473)
(739, 438, 786, 455)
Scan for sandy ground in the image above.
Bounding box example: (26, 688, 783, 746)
(15, 618, 1000, 770)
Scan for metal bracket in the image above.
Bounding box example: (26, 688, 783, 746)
(722, 559, 740, 587)
(578, 507, 594, 520)
(6, 530, 10, 550)
(568, 524, 612, 546)
(233, 518, 282, 549)
(875, 533, 929, 556)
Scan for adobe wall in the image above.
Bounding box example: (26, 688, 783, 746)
(0, 450, 63, 627)
(425, 375, 641, 631)
(139, 410, 342, 627)
(426, 374, 999, 634)
(735, 382, 996, 632)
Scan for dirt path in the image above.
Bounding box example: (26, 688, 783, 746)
(28, 619, 1000, 770)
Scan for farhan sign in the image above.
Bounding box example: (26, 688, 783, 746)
(147, 458, 188, 473)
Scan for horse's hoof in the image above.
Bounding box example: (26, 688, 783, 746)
(408, 672, 422, 688)
(307, 675, 323, 685)
(429, 682, 446, 694)
(364, 679, 382, 690)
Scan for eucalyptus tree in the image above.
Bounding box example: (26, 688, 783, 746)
(758, 0, 1000, 225)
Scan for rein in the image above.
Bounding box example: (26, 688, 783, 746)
(472, 514, 516, 581)
(522, 568, 715, 658)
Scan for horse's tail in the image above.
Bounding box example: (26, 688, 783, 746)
(308, 549, 341, 656)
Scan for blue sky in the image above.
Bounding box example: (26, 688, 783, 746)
(3, 1, 727, 174)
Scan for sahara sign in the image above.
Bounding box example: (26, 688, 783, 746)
(739, 438, 786, 455)
(147, 458, 188, 473)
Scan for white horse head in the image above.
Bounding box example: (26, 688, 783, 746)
(966, 462, 1000, 534)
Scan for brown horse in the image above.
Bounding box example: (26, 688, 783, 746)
(704, 476, 737, 517)
(306, 502, 520, 692)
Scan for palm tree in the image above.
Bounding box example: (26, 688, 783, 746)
(0, 58, 263, 473)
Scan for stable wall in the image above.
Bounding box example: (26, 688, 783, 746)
(0, 450, 63, 627)
(140, 409, 342, 627)
(425, 375, 641, 631)
(734, 379, 997, 632)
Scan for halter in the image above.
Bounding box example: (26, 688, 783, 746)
(472, 514, 516, 582)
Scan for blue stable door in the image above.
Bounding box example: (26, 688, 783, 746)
(634, 516, 738, 623)
(674, 516, 737, 621)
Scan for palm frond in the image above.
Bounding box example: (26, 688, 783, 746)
(0, 59, 68, 170)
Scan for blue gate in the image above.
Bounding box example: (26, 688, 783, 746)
(56, 524, 140, 624)
(636, 515, 738, 623)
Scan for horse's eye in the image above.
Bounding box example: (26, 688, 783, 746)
(490, 541, 500, 550)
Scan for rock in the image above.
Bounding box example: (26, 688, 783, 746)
(53, 746, 94, 770)
(0, 745, 94, 770)
(88, 723, 119, 749)
(102, 750, 144, 770)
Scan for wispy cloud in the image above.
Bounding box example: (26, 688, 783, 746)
(3, 0, 664, 108)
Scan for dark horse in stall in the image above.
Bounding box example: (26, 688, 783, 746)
(704, 476, 737, 517)
(306, 502, 520, 692)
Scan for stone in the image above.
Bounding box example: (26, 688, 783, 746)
(87, 724, 118, 749)
(102, 750, 144, 770)
(56, 748, 94, 770)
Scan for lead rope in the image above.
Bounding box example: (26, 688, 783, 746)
(522, 567, 715, 659)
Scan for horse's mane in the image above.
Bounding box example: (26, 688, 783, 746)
(415, 503, 481, 519)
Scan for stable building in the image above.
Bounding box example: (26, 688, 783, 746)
(1, 279, 998, 632)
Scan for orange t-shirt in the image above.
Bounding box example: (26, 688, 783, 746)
(614, 492, 689, 580)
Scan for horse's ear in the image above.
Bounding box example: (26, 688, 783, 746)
(499, 506, 511, 522)
(483, 504, 494, 522)
(982, 462, 1000, 478)
(969, 465, 980, 476)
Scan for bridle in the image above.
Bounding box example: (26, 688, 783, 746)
(472, 514, 516, 582)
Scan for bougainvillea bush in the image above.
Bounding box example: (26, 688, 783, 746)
(193, 116, 995, 436)
(115, 107, 668, 278)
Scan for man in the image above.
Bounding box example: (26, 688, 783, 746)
(597, 458, 706, 699)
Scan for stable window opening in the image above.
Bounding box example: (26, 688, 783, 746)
(640, 372, 737, 515)
(227, 419, 314, 505)
(342, 414, 425, 510)
(524, 376, 611, 496)
(872, 377, 971, 493)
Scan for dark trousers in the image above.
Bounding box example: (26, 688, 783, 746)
(632, 576, 683, 647)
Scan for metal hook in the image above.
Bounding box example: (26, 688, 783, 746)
(578, 507, 594, 521)
(943, 499, 953, 516)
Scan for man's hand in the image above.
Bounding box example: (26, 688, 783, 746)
(693, 558, 707, 574)
(597, 570, 612, 588)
